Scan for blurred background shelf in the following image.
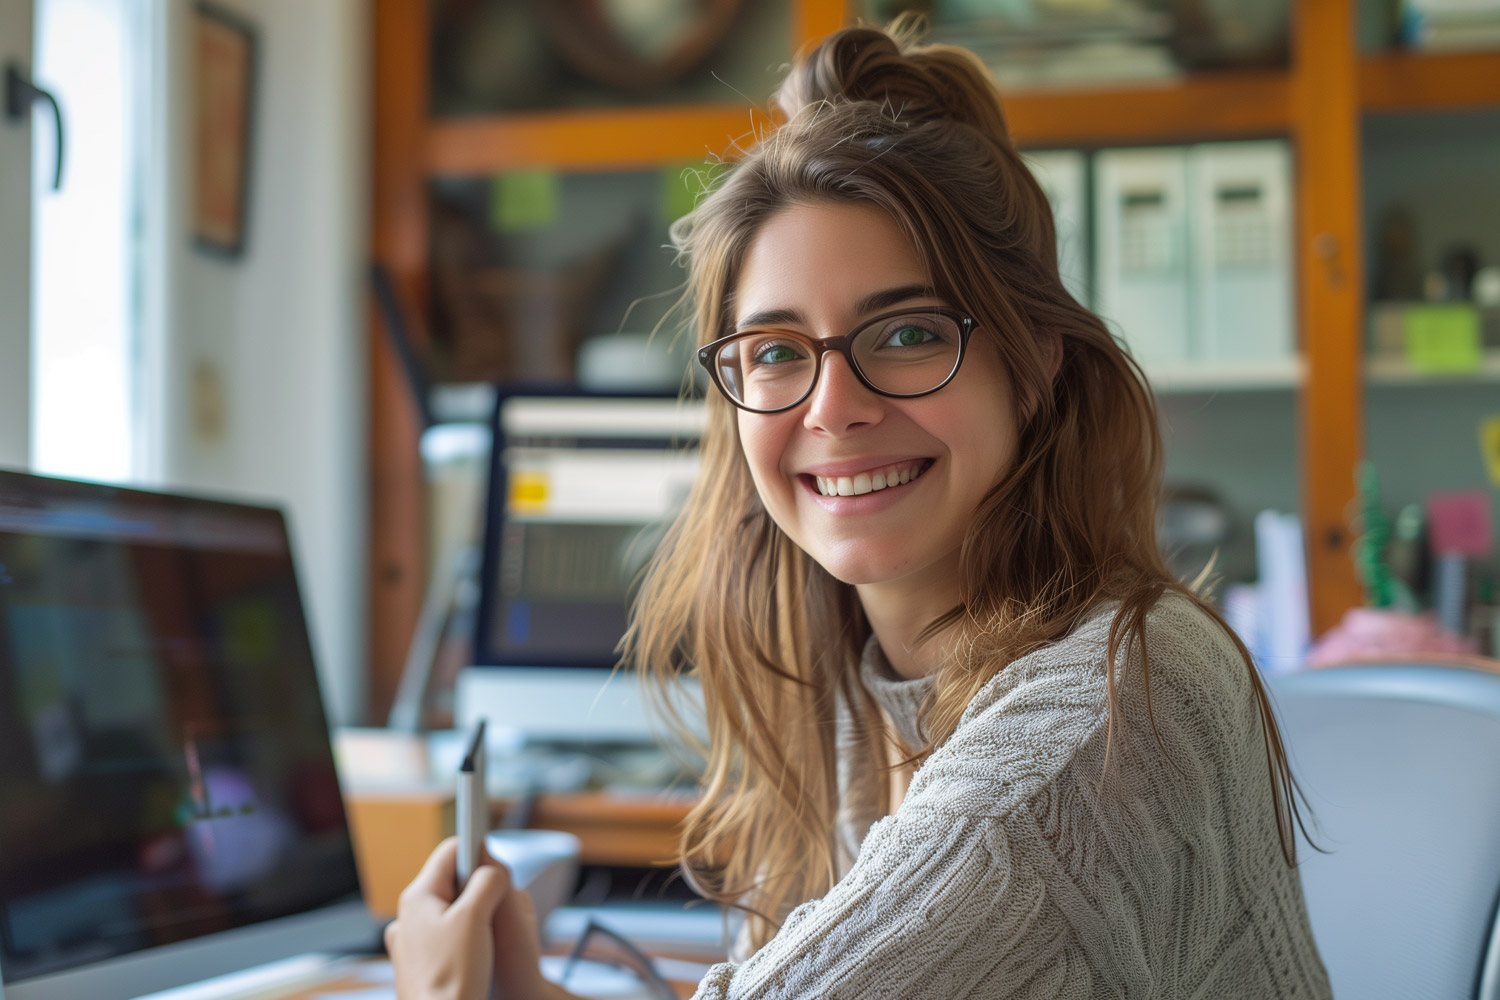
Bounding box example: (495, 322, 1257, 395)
(1004, 70, 1291, 146)
(1149, 357, 1304, 393)
(1365, 350, 1500, 384)
(1361, 49, 1500, 114)
(427, 105, 774, 174)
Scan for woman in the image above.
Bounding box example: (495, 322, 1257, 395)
(385, 21, 1332, 999)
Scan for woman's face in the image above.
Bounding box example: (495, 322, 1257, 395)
(731, 201, 1019, 591)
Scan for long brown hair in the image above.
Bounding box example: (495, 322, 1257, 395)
(623, 20, 1304, 952)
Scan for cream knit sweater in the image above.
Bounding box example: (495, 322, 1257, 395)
(691, 595, 1332, 998)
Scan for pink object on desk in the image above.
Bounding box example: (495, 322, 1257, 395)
(1307, 607, 1480, 668)
(1427, 489, 1494, 557)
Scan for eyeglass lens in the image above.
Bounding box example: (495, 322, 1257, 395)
(712, 311, 963, 412)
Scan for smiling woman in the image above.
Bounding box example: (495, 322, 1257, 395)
(386, 18, 1334, 1000)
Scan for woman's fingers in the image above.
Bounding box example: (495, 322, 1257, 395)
(453, 859, 512, 919)
(399, 836, 460, 916)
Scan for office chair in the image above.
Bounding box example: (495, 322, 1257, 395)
(1268, 665, 1500, 1000)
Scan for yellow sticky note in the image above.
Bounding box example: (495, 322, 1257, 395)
(491, 170, 559, 232)
(1482, 415, 1500, 488)
(1404, 305, 1481, 373)
(509, 472, 549, 513)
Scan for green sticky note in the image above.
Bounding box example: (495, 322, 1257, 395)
(491, 170, 559, 232)
(1404, 305, 1481, 373)
(661, 161, 713, 225)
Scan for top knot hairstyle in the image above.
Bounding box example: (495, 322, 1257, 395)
(775, 22, 1011, 142)
(624, 21, 1304, 953)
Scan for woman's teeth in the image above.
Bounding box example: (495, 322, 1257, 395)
(813, 462, 927, 497)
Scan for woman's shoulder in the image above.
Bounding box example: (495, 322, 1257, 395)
(933, 594, 1244, 760)
(964, 591, 1243, 712)
(905, 592, 1250, 815)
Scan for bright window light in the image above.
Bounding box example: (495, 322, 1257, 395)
(30, 0, 145, 483)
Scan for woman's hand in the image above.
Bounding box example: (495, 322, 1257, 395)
(385, 836, 554, 1000)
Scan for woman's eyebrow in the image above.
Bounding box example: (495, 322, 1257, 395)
(856, 284, 936, 315)
(734, 284, 938, 332)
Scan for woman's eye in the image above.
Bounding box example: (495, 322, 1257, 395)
(752, 343, 802, 365)
(885, 325, 936, 347)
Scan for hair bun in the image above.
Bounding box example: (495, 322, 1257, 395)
(777, 22, 1012, 146)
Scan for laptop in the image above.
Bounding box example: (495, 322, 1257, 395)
(0, 470, 379, 999)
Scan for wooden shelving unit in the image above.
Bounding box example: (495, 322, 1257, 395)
(1005, 69, 1292, 147)
(1360, 48, 1500, 114)
(371, 0, 1500, 723)
(1150, 357, 1305, 394)
(427, 104, 776, 175)
(1366, 350, 1500, 384)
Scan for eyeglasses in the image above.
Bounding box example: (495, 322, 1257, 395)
(558, 917, 678, 1000)
(697, 306, 977, 414)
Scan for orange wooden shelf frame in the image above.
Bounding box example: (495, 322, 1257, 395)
(423, 70, 1295, 177)
(427, 104, 775, 175)
(1361, 49, 1500, 114)
(1005, 69, 1291, 147)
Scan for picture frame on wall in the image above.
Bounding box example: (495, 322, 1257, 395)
(192, 2, 256, 257)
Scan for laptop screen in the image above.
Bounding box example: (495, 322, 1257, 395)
(0, 471, 362, 985)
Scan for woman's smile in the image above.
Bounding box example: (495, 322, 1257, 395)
(805, 458, 933, 498)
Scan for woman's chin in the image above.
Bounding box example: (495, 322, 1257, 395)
(813, 550, 918, 588)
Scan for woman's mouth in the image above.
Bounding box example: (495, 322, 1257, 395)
(808, 459, 933, 497)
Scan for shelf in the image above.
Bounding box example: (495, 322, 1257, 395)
(422, 48, 1500, 177)
(423, 70, 1294, 176)
(427, 104, 775, 175)
(1004, 69, 1292, 147)
(1147, 356, 1304, 393)
(1365, 350, 1500, 384)
(1360, 49, 1500, 114)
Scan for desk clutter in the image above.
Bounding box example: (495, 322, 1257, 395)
(336, 727, 702, 912)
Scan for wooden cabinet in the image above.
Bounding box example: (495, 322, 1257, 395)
(369, 0, 1500, 721)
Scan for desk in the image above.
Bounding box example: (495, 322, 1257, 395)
(345, 788, 692, 917)
(264, 957, 705, 999)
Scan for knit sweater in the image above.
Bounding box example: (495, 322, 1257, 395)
(691, 595, 1332, 998)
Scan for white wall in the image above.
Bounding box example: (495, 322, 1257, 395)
(158, 0, 370, 724)
(0, 0, 34, 469)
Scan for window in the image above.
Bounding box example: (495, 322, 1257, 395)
(30, 0, 157, 483)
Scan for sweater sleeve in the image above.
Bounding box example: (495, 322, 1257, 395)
(692, 804, 1103, 1000)
(689, 647, 1119, 1000)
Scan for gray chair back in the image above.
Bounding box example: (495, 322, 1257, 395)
(1269, 666, 1500, 1000)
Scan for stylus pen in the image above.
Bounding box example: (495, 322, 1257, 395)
(456, 718, 487, 892)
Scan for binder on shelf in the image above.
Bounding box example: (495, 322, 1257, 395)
(1188, 140, 1294, 364)
(1023, 149, 1091, 308)
(1093, 147, 1191, 367)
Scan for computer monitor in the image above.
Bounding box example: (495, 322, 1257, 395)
(0, 471, 373, 1000)
(455, 390, 705, 745)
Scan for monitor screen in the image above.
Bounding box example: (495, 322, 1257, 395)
(0, 472, 362, 985)
(473, 393, 704, 670)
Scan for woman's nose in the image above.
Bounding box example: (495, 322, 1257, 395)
(803, 352, 883, 436)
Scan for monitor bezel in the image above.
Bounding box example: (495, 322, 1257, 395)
(0, 900, 374, 1000)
